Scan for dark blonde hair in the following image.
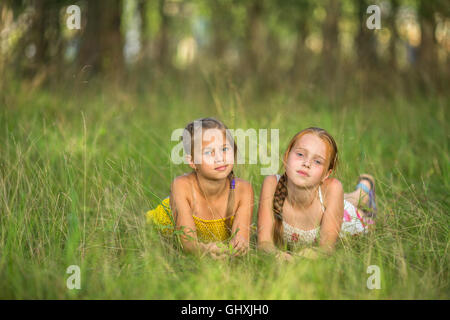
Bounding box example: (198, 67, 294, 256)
(182, 117, 237, 218)
(272, 127, 339, 246)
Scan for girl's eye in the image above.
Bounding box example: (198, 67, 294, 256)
(204, 151, 213, 156)
(223, 147, 229, 152)
(297, 153, 303, 157)
(314, 160, 322, 165)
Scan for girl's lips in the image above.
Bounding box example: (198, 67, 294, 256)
(297, 170, 309, 177)
(215, 165, 228, 171)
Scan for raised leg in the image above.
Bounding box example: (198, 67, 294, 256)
(343, 177, 373, 210)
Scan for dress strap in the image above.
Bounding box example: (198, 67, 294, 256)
(276, 174, 281, 182)
(191, 174, 197, 209)
(318, 185, 325, 213)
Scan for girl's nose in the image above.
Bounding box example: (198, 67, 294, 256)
(303, 159, 311, 168)
(215, 149, 224, 162)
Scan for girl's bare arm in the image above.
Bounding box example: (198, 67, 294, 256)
(318, 178, 344, 254)
(230, 179, 254, 254)
(256, 175, 279, 253)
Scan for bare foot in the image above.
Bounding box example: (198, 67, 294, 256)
(344, 174, 375, 209)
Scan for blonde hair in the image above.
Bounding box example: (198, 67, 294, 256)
(272, 127, 339, 246)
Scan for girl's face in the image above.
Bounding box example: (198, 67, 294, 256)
(285, 133, 331, 188)
(189, 128, 234, 180)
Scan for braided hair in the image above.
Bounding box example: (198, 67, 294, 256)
(273, 172, 288, 246)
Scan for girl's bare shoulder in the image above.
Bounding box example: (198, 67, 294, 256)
(171, 172, 195, 194)
(322, 177, 343, 190)
(321, 177, 344, 201)
(234, 177, 253, 195)
(262, 174, 279, 191)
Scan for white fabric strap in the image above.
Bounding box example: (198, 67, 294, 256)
(318, 185, 325, 213)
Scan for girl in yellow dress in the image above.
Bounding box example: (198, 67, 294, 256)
(146, 118, 254, 259)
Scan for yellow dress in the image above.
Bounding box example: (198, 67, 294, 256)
(146, 197, 235, 242)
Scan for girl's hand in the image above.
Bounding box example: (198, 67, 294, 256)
(295, 247, 320, 260)
(276, 251, 293, 262)
(230, 235, 249, 257)
(202, 243, 228, 260)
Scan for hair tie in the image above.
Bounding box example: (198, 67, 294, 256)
(230, 178, 235, 190)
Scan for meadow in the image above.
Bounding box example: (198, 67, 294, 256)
(0, 81, 448, 299)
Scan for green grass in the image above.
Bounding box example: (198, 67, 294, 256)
(0, 84, 448, 299)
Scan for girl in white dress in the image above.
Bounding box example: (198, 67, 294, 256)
(257, 127, 377, 260)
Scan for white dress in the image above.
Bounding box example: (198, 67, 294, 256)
(275, 175, 370, 247)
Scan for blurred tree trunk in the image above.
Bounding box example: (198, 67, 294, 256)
(263, 29, 281, 88)
(291, 17, 309, 82)
(31, 0, 47, 69)
(354, 0, 380, 96)
(78, 1, 100, 76)
(210, 0, 228, 63)
(0, 0, 14, 92)
(321, 0, 340, 98)
(156, 0, 170, 71)
(355, 0, 378, 70)
(417, 0, 439, 90)
(24, 0, 64, 86)
(100, 0, 124, 79)
(78, 0, 124, 81)
(245, 0, 265, 76)
(138, 0, 149, 65)
(388, 0, 399, 71)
